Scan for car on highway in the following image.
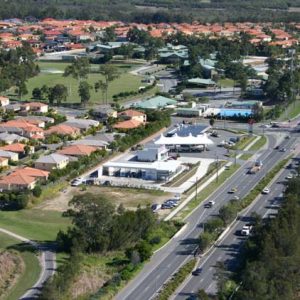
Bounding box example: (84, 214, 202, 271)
(262, 188, 270, 194)
(205, 200, 215, 208)
(286, 174, 293, 180)
(229, 187, 237, 194)
(240, 224, 253, 236)
(192, 268, 202, 276)
(232, 195, 240, 200)
(280, 148, 287, 152)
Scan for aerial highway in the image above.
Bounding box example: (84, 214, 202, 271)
(173, 156, 294, 299)
(116, 134, 297, 300)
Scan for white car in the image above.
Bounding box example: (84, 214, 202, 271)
(232, 195, 240, 200)
(205, 200, 215, 208)
(286, 174, 293, 180)
(262, 188, 270, 194)
(241, 224, 253, 236)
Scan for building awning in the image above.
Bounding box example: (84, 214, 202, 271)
(155, 133, 214, 146)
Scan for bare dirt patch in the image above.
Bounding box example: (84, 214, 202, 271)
(38, 185, 172, 212)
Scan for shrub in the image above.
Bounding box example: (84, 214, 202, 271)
(32, 185, 42, 197)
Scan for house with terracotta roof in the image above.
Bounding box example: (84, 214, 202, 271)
(113, 119, 144, 130)
(12, 167, 49, 181)
(118, 109, 147, 123)
(0, 173, 37, 191)
(35, 153, 70, 171)
(57, 144, 97, 158)
(0, 143, 34, 156)
(45, 124, 80, 138)
(0, 96, 9, 107)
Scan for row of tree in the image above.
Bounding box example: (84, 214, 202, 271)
(230, 170, 300, 300)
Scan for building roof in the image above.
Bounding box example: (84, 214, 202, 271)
(113, 119, 144, 129)
(0, 143, 26, 153)
(57, 144, 97, 156)
(103, 159, 181, 173)
(70, 139, 108, 147)
(45, 124, 80, 136)
(119, 109, 145, 117)
(0, 173, 36, 186)
(155, 133, 214, 146)
(36, 153, 69, 164)
(64, 119, 99, 129)
(187, 78, 216, 85)
(12, 167, 49, 178)
(26, 102, 48, 108)
(136, 96, 177, 109)
(0, 133, 28, 143)
(0, 150, 18, 159)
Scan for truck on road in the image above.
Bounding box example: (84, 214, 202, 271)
(248, 160, 263, 174)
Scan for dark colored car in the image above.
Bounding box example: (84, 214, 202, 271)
(192, 268, 202, 276)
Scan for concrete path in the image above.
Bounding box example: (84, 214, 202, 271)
(0, 228, 56, 300)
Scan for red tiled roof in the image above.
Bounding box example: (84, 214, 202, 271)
(57, 144, 97, 156)
(113, 119, 144, 129)
(45, 124, 80, 136)
(0, 143, 26, 153)
(119, 109, 145, 117)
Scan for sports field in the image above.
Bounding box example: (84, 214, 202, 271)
(23, 62, 143, 104)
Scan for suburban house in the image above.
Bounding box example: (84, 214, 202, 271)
(0, 133, 28, 145)
(0, 173, 37, 191)
(0, 150, 19, 161)
(91, 106, 117, 121)
(12, 167, 49, 181)
(69, 139, 108, 150)
(158, 44, 189, 64)
(0, 120, 45, 139)
(0, 157, 8, 167)
(17, 118, 45, 128)
(0, 143, 34, 156)
(45, 124, 81, 138)
(113, 119, 144, 130)
(118, 109, 147, 123)
(64, 119, 100, 132)
(17, 116, 55, 124)
(0, 96, 10, 107)
(57, 144, 97, 158)
(35, 153, 70, 171)
(24, 102, 49, 113)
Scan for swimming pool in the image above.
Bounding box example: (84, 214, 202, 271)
(219, 108, 252, 117)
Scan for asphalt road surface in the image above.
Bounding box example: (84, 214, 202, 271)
(115, 134, 297, 300)
(173, 157, 294, 299)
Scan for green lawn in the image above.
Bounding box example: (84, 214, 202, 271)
(0, 209, 70, 242)
(280, 99, 300, 120)
(248, 135, 267, 151)
(219, 78, 235, 88)
(239, 153, 253, 160)
(0, 232, 40, 300)
(13, 62, 143, 104)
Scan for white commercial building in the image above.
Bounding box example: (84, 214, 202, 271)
(155, 133, 214, 151)
(102, 160, 182, 181)
(137, 145, 169, 162)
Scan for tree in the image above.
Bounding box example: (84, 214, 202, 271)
(17, 81, 28, 100)
(94, 80, 108, 104)
(78, 81, 91, 106)
(219, 204, 236, 225)
(99, 64, 120, 103)
(64, 193, 115, 252)
(63, 57, 90, 81)
(32, 87, 42, 99)
(48, 84, 68, 105)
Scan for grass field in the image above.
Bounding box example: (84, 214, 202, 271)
(280, 99, 300, 120)
(11, 62, 143, 104)
(0, 209, 70, 242)
(248, 135, 267, 151)
(0, 232, 40, 300)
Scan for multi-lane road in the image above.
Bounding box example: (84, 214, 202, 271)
(173, 156, 293, 299)
(116, 134, 297, 300)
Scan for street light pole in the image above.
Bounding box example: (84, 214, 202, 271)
(216, 155, 219, 183)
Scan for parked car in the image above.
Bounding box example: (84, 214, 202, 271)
(151, 204, 161, 212)
(162, 203, 173, 209)
(286, 174, 293, 180)
(240, 224, 253, 236)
